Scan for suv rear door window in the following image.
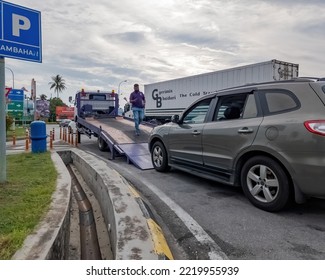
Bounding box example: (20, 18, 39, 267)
(213, 93, 257, 121)
(259, 90, 300, 115)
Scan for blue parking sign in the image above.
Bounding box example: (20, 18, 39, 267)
(0, 1, 42, 62)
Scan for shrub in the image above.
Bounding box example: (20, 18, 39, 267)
(6, 115, 14, 131)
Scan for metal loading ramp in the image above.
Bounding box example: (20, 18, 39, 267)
(85, 117, 154, 170)
(116, 143, 153, 170)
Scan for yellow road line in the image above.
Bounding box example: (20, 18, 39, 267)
(147, 219, 174, 260)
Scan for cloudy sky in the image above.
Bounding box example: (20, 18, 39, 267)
(4, 0, 325, 106)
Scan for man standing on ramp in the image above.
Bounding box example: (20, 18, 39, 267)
(129, 83, 146, 136)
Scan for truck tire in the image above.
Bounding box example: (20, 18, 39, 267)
(98, 137, 108, 151)
(240, 156, 291, 212)
(151, 141, 170, 172)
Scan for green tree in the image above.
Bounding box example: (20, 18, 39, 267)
(49, 97, 67, 122)
(48, 74, 67, 98)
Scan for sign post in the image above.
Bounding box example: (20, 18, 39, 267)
(0, 58, 5, 183)
(0, 1, 42, 183)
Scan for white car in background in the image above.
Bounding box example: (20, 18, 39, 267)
(58, 118, 71, 127)
(68, 120, 77, 133)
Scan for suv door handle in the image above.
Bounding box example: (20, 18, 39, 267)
(192, 130, 201, 136)
(238, 127, 254, 134)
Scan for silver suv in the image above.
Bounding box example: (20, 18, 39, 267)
(149, 78, 325, 212)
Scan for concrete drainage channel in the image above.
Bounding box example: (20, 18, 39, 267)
(68, 164, 112, 260)
(13, 149, 173, 260)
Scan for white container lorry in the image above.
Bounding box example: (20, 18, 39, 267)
(144, 59, 299, 122)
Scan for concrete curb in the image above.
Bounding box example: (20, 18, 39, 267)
(59, 148, 172, 260)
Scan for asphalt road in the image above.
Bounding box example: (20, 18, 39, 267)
(71, 129, 325, 260)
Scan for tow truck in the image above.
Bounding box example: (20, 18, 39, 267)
(73, 89, 153, 169)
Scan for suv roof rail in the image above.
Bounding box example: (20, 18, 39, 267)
(215, 77, 325, 93)
(245, 77, 325, 85)
(294, 77, 319, 81)
(240, 78, 311, 87)
(295, 77, 325, 82)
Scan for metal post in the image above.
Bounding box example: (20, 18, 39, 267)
(50, 131, 53, 149)
(118, 80, 127, 116)
(5, 67, 14, 88)
(0, 58, 6, 183)
(75, 131, 78, 147)
(25, 129, 29, 152)
(13, 131, 16, 146)
(31, 79, 37, 120)
(118, 80, 127, 96)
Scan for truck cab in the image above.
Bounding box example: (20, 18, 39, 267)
(74, 90, 119, 121)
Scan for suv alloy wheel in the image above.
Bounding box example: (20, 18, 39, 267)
(241, 156, 291, 212)
(151, 141, 170, 172)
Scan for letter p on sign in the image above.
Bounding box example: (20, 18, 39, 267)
(12, 14, 31, 37)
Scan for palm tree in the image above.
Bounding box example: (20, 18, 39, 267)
(49, 74, 67, 98)
(40, 94, 47, 100)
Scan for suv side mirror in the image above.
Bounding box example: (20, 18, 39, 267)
(171, 114, 180, 123)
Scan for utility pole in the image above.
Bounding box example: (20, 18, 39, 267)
(0, 58, 6, 183)
(31, 78, 37, 120)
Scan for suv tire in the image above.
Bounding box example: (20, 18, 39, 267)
(151, 141, 170, 172)
(241, 156, 291, 212)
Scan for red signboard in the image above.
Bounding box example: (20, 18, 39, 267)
(56, 106, 74, 120)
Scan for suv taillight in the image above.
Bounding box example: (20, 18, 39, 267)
(304, 120, 325, 136)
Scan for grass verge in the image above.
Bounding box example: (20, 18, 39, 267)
(0, 152, 57, 260)
(6, 127, 27, 140)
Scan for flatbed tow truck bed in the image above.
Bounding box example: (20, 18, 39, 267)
(81, 117, 154, 170)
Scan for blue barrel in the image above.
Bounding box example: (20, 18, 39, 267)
(30, 121, 47, 153)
